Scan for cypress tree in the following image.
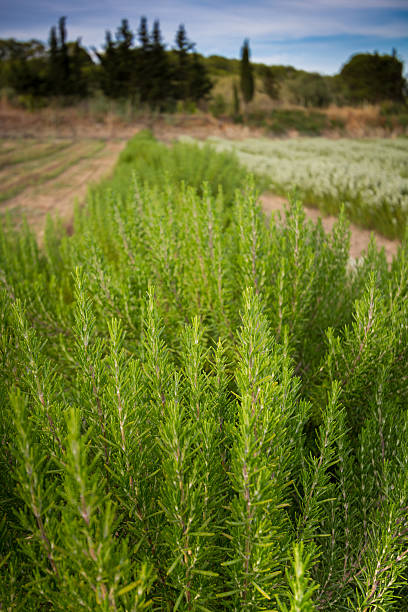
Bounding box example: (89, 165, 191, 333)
(47, 17, 88, 99)
(138, 16, 150, 51)
(189, 52, 212, 103)
(136, 16, 152, 104)
(116, 19, 135, 99)
(58, 16, 70, 94)
(48, 26, 59, 96)
(233, 80, 240, 117)
(97, 19, 136, 100)
(67, 39, 91, 98)
(240, 39, 254, 112)
(95, 31, 117, 97)
(148, 20, 172, 109)
(174, 24, 193, 101)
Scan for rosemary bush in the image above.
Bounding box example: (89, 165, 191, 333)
(92, 131, 263, 208)
(1, 135, 407, 610)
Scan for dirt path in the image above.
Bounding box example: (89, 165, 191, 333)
(261, 192, 400, 262)
(2, 140, 126, 239)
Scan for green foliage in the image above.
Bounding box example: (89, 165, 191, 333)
(48, 17, 92, 99)
(260, 65, 280, 100)
(232, 81, 240, 117)
(277, 543, 319, 611)
(0, 38, 49, 99)
(1, 133, 408, 609)
(286, 72, 331, 108)
(340, 52, 406, 104)
(202, 55, 241, 78)
(240, 39, 254, 106)
(93, 130, 261, 207)
(210, 93, 227, 118)
(265, 109, 342, 135)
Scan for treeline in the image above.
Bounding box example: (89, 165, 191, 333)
(0, 16, 406, 111)
(0, 17, 212, 109)
(260, 51, 406, 107)
(208, 50, 407, 109)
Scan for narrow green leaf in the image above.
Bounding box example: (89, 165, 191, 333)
(192, 569, 219, 577)
(118, 581, 139, 596)
(252, 581, 271, 599)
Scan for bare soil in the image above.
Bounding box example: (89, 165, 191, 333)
(1, 140, 126, 240)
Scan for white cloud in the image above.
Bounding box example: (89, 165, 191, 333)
(126, 0, 408, 41)
(1, 0, 406, 73)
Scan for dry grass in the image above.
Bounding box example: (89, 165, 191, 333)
(209, 79, 407, 137)
(0, 98, 144, 140)
(2, 95, 406, 144)
(211, 75, 279, 112)
(325, 105, 394, 137)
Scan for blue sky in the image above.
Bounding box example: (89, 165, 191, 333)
(1, 0, 407, 74)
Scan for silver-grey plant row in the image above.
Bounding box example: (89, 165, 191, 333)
(205, 136, 408, 240)
(0, 132, 407, 610)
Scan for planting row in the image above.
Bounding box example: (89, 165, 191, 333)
(204, 136, 408, 239)
(0, 133, 408, 609)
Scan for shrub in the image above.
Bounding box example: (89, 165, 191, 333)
(93, 130, 266, 209)
(209, 93, 227, 118)
(209, 136, 408, 239)
(1, 135, 408, 609)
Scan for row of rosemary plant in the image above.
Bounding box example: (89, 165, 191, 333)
(0, 133, 407, 610)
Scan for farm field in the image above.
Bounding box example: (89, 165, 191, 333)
(0, 137, 126, 237)
(203, 136, 408, 240)
(1, 131, 408, 609)
(0, 133, 402, 260)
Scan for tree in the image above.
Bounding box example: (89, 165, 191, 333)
(174, 24, 194, 100)
(233, 81, 240, 117)
(48, 26, 60, 95)
(189, 52, 212, 103)
(0, 39, 48, 99)
(68, 40, 93, 98)
(96, 19, 136, 100)
(151, 20, 173, 107)
(58, 16, 70, 92)
(138, 16, 150, 51)
(287, 72, 331, 108)
(260, 65, 279, 101)
(171, 24, 212, 104)
(115, 19, 136, 99)
(340, 52, 406, 104)
(134, 17, 173, 108)
(95, 30, 118, 97)
(47, 17, 91, 99)
(136, 17, 154, 104)
(240, 39, 254, 110)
